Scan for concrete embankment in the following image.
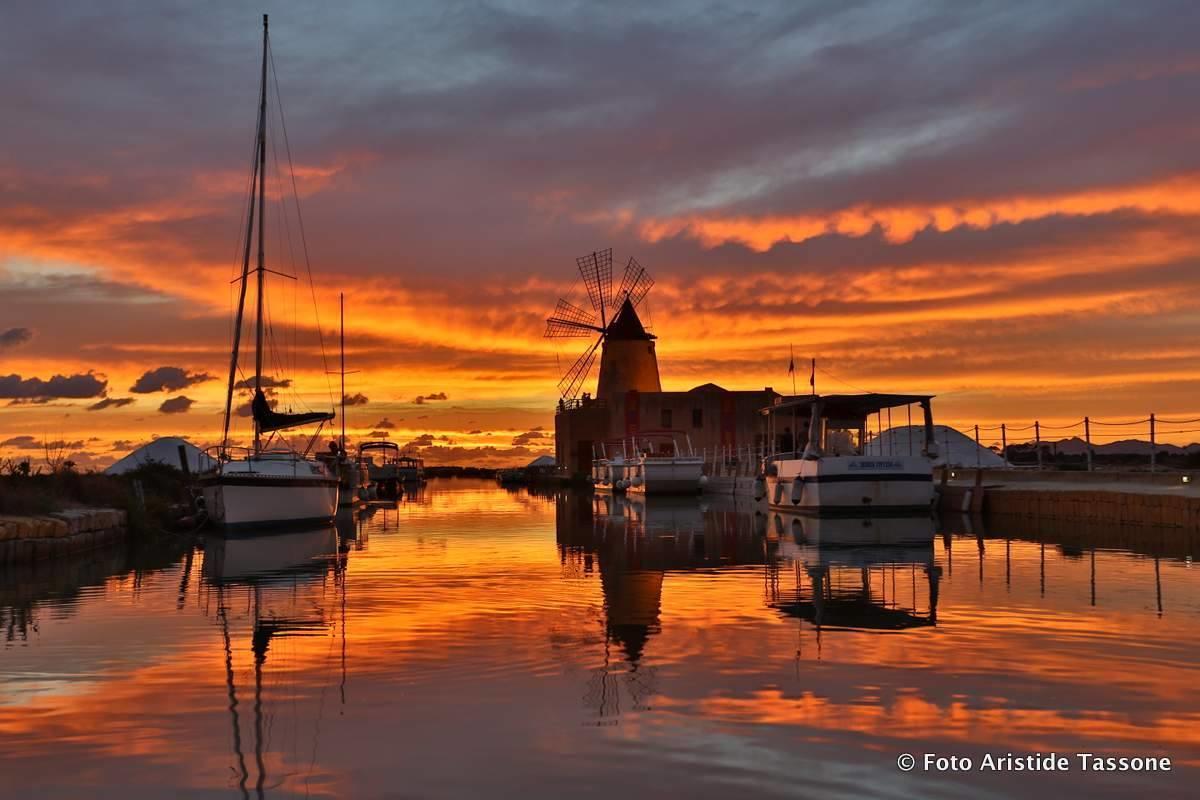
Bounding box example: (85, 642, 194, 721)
(0, 509, 127, 564)
(938, 468, 1200, 529)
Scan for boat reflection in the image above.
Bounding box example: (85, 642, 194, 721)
(557, 492, 765, 722)
(765, 511, 940, 633)
(201, 524, 345, 798)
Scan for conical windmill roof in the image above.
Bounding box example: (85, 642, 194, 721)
(606, 298, 654, 340)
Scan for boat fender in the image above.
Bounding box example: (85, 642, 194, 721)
(194, 495, 207, 512)
(631, 477, 643, 487)
(790, 478, 804, 505)
(753, 477, 766, 500)
(773, 480, 784, 506)
(698, 475, 708, 487)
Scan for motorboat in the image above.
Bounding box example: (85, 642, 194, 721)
(358, 441, 407, 496)
(756, 393, 938, 515)
(624, 433, 705, 495)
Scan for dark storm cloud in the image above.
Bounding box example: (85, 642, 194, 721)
(0, 372, 107, 399)
(159, 395, 195, 414)
(88, 396, 136, 411)
(0, 327, 32, 348)
(234, 376, 293, 389)
(0, 435, 85, 451)
(130, 366, 214, 393)
(413, 392, 447, 404)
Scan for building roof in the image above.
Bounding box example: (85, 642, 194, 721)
(688, 382, 728, 392)
(762, 393, 933, 418)
(526, 454, 556, 469)
(606, 297, 655, 340)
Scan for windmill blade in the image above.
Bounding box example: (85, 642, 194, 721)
(546, 298, 601, 337)
(616, 257, 654, 307)
(558, 337, 602, 399)
(545, 317, 600, 338)
(576, 248, 613, 322)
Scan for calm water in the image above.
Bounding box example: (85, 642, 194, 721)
(2, 479, 1198, 799)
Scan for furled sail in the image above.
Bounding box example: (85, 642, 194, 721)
(252, 389, 333, 434)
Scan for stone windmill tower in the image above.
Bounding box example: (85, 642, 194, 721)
(545, 249, 662, 400)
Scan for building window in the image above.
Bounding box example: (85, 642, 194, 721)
(661, 408, 673, 429)
(692, 408, 703, 428)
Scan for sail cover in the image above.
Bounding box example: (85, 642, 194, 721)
(252, 389, 334, 433)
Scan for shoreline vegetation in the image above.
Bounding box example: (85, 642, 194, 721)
(0, 459, 190, 537)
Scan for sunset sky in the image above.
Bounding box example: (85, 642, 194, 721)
(4, 1, 1200, 468)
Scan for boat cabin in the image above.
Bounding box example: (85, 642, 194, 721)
(760, 393, 938, 461)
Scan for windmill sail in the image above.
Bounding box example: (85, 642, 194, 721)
(576, 249, 613, 325)
(616, 257, 654, 308)
(558, 338, 601, 399)
(545, 299, 600, 338)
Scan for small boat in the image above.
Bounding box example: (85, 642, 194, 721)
(590, 441, 631, 493)
(624, 433, 705, 495)
(199, 16, 338, 530)
(756, 393, 938, 515)
(396, 455, 425, 483)
(358, 441, 418, 496)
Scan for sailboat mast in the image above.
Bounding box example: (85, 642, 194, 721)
(340, 292, 346, 450)
(253, 14, 269, 456)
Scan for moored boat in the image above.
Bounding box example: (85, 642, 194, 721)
(624, 433, 705, 495)
(756, 393, 938, 515)
(198, 16, 339, 530)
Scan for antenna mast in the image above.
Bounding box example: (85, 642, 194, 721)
(340, 292, 345, 450)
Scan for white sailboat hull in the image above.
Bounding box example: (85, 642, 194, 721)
(200, 457, 338, 531)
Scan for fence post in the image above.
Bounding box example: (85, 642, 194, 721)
(974, 425, 981, 467)
(1035, 421, 1042, 470)
(1150, 413, 1156, 474)
(1001, 424, 1007, 466)
(1084, 416, 1093, 472)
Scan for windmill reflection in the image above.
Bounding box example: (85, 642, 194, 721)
(558, 492, 764, 722)
(202, 522, 351, 798)
(765, 513, 941, 642)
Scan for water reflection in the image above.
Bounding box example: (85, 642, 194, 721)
(765, 512, 940, 636)
(1, 481, 1198, 799)
(558, 493, 767, 723)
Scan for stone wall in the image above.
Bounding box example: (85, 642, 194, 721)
(0, 509, 127, 564)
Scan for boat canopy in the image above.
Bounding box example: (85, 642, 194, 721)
(761, 393, 933, 419)
(252, 389, 335, 434)
(359, 440, 400, 453)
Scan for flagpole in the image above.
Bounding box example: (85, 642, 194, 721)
(789, 344, 797, 396)
(810, 358, 816, 397)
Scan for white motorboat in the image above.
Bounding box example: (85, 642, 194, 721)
(592, 455, 632, 493)
(358, 441, 405, 496)
(756, 394, 939, 514)
(624, 433, 705, 495)
(199, 16, 339, 530)
(590, 441, 632, 493)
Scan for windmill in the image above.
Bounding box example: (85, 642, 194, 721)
(545, 248, 662, 400)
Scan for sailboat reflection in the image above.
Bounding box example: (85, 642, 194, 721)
(557, 492, 765, 722)
(203, 525, 343, 798)
(766, 512, 941, 633)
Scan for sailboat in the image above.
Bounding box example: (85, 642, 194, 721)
(198, 15, 339, 529)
